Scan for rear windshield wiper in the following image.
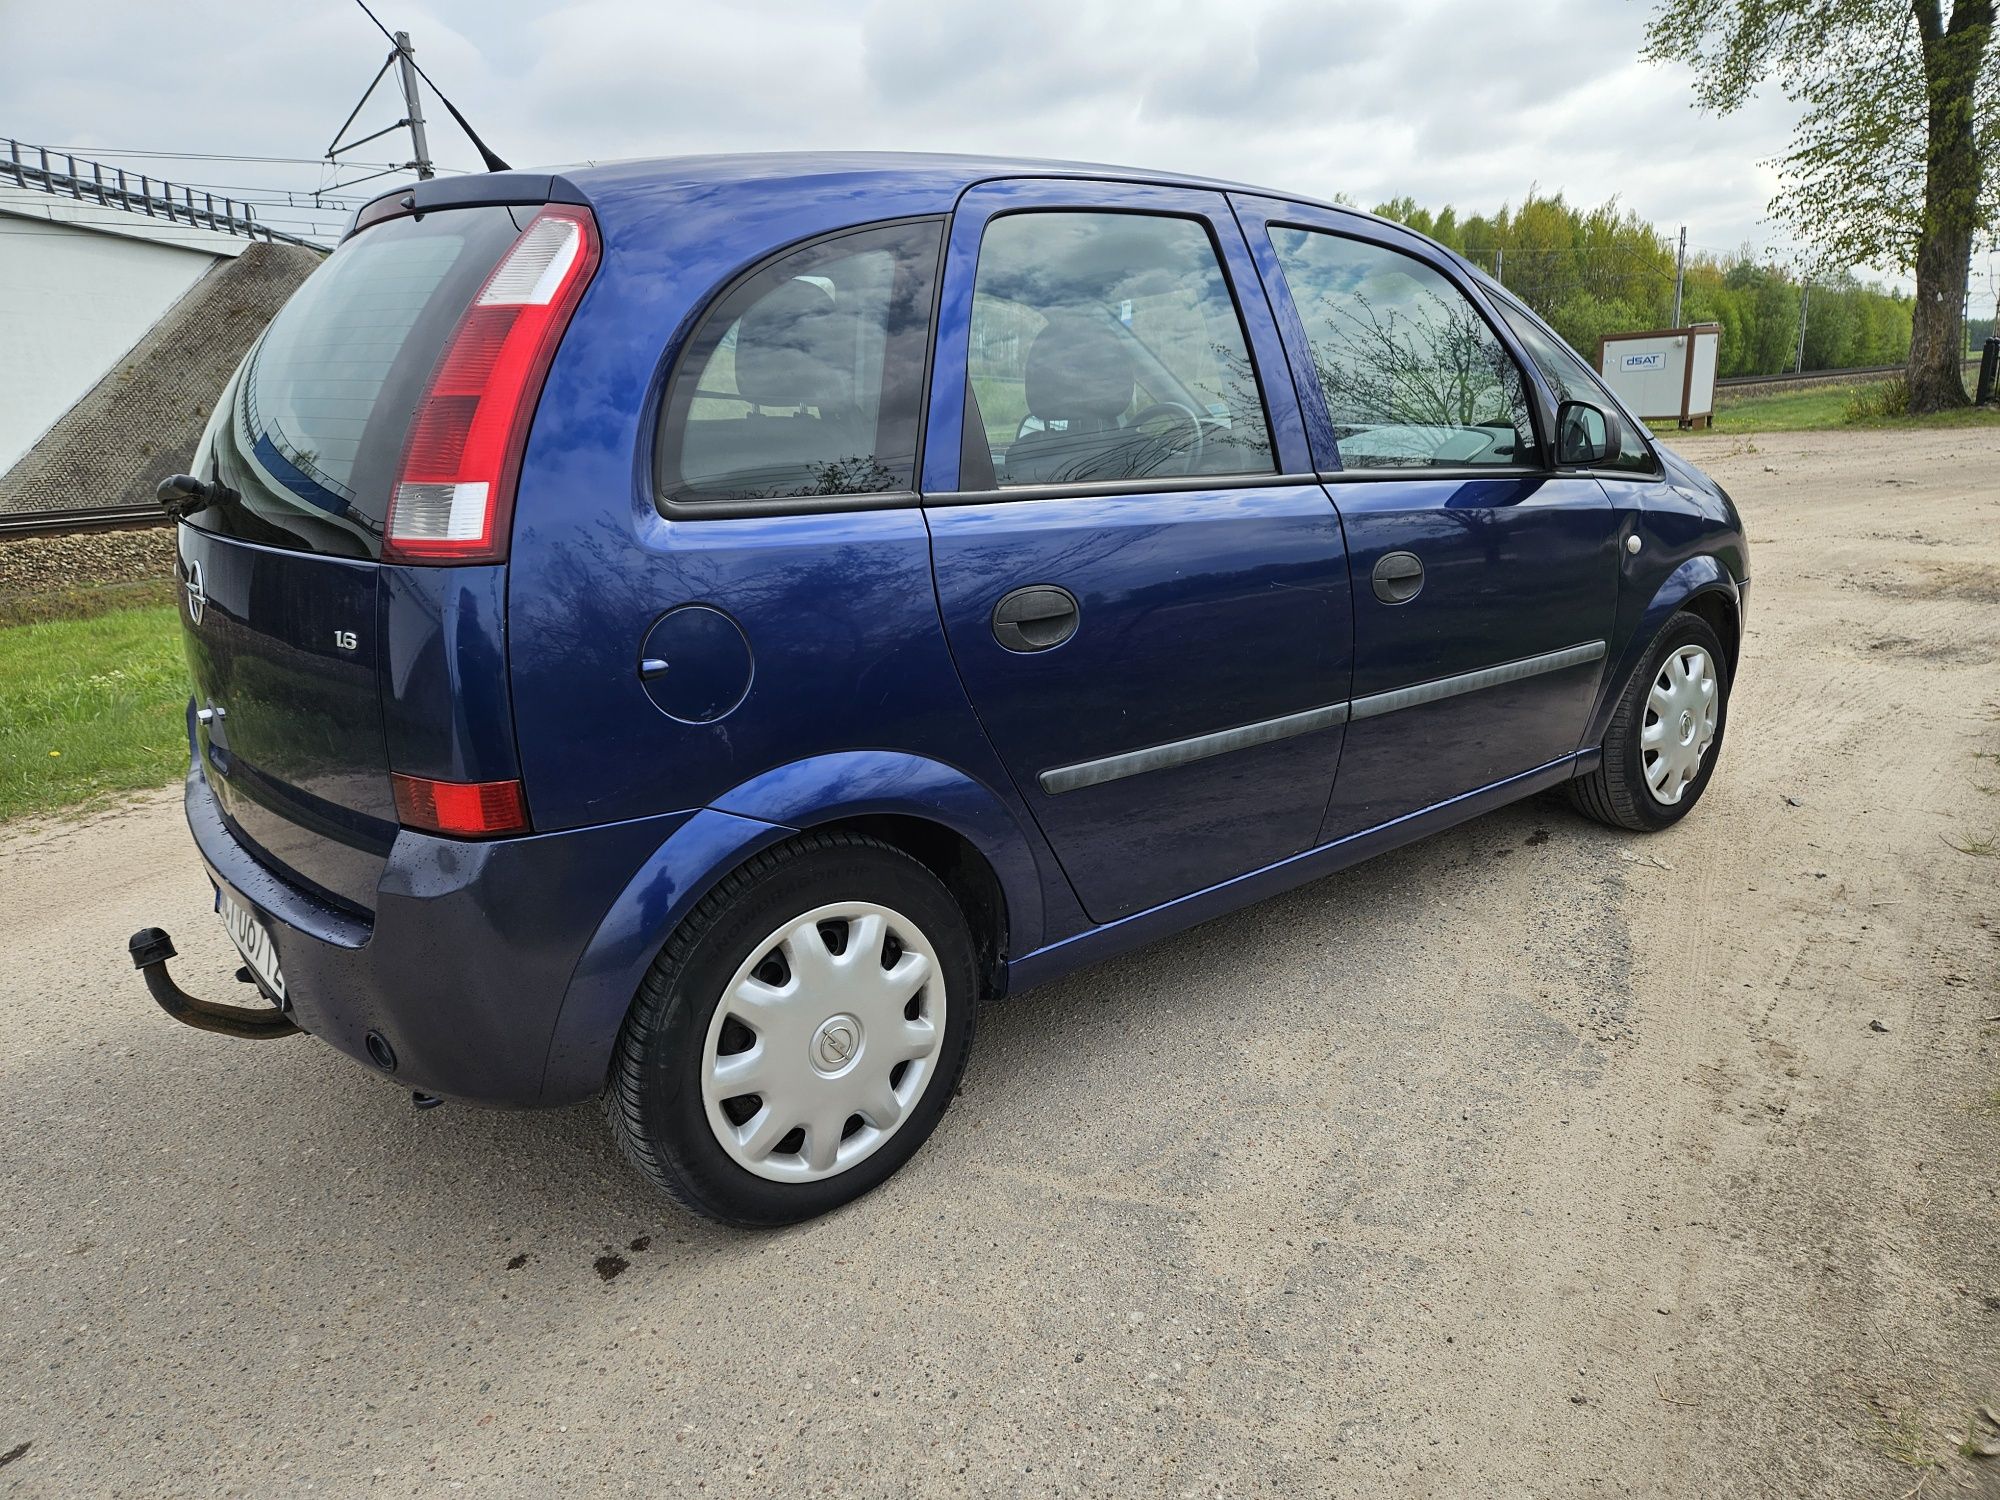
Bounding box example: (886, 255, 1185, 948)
(156, 473, 239, 520)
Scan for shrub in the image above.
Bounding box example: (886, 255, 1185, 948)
(1843, 377, 1910, 421)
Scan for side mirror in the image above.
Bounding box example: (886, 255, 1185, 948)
(1555, 399, 1621, 468)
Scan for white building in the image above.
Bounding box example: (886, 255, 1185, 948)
(0, 184, 274, 475)
(0, 148, 321, 513)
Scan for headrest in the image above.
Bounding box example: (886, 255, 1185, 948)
(733, 277, 852, 411)
(1024, 310, 1135, 423)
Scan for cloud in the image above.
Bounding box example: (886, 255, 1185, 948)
(0, 0, 1841, 275)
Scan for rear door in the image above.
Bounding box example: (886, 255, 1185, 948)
(1233, 197, 1622, 839)
(921, 180, 1351, 923)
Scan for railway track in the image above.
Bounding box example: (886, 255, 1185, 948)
(0, 504, 166, 540)
(1715, 363, 1904, 390)
(1716, 359, 1977, 397)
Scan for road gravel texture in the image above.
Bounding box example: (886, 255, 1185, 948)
(2, 427, 1996, 1497)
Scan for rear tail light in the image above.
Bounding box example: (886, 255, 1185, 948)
(383, 206, 600, 564)
(392, 773, 530, 838)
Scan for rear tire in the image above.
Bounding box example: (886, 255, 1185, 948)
(1567, 612, 1730, 832)
(603, 831, 977, 1226)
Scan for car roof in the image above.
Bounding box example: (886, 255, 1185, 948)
(351, 151, 1477, 320)
(363, 150, 1375, 232)
(564, 150, 1289, 202)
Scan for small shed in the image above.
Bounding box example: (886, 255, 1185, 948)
(1595, 324, 1722, 429)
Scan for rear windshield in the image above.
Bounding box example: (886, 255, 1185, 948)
(188, 205, 526, 559)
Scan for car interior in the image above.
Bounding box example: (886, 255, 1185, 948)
(675, 253, 898, 499)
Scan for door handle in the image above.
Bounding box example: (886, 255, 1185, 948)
(991, 585, 1080, 653)
(1371, 551, 1424, 604)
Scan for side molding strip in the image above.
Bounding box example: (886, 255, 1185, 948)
(1348, 640, 1606, 722)
(1035, 640, 1605, 796)
(1040, 702, 1350, 796)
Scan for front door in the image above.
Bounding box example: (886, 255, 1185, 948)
(1234, 198, 1623, 838)
(922, 181, 1352, 923)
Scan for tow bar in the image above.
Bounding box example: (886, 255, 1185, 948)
(128, 928, 301, 1040)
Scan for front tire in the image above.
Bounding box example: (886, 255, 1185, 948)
(1567, 612, 1730, 832)
(604, 832, 978, 1226)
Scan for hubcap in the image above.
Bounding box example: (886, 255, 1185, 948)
(700, 901, 946, 1183)
(1641, 644, 1718, 806)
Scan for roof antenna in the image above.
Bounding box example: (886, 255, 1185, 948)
(329, 0, 511, 180)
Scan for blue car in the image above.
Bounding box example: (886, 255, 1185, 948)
(135, 153, 1745, 1225)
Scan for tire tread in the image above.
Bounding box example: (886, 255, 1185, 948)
(601, 830, 972, 1223)
(1567, 612, 1727, 833)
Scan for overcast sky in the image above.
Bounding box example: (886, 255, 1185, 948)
(3, 0, 1896, 283)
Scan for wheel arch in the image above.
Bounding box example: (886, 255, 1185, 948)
(1675, 587, 1740, 678)
(538, 751, 1044, 1104)
(709, 750, 1043, 973)
(810, 811, 1010, 1011)
(1586, 555, 1741, 752)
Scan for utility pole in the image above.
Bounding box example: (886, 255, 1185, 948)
(394, 31, 434, 180)
(1494, 247, 1503, 285)
(1670, 225, 1686, 327)
(328, 26, 448, 184)
(1795, 281, 1811, 373)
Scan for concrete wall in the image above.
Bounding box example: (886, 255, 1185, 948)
(0, 183, 260, 476)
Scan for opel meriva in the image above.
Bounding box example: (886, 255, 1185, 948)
(134, 154, 1747, 1225)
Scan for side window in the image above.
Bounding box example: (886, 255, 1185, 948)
(1268, 228, 1535, 471)
(966, 212, 1274, 489)
(1489, 294, 1658, 474)
(656, 219, 942, 507)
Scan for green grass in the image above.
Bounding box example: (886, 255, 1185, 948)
(1681, 379, 2000, 436)
(0, 576, 175, 630)
(0, 605, 187, 823)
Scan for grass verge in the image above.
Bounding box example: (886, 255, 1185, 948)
(0, 577, 176, 629)
(0, 604, 187, 824)
(1690, 380, 2000, 436)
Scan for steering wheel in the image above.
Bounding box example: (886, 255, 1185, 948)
(1127, 401, 1206, 477)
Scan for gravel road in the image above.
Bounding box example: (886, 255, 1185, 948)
(2, 427, 1996, 1498)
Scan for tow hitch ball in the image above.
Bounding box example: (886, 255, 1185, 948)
(128, 927, 301, 1040)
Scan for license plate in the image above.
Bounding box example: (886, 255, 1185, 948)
(218, 889, 287, 1002)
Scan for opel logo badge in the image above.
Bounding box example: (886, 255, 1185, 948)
(184, 558, 206, 626)
(811, 1015, 861, 1073)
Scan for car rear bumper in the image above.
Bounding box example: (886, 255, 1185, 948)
(184, 756, 689, 1106)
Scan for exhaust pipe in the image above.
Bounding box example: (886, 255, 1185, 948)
(128, 928, 301, 1040)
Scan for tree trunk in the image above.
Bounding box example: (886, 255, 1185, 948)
(1907, 1, 1991, 413)
(1910, 228, 1973, 412)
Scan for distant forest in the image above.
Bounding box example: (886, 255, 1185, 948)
(1369, 192, 1950, 377)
